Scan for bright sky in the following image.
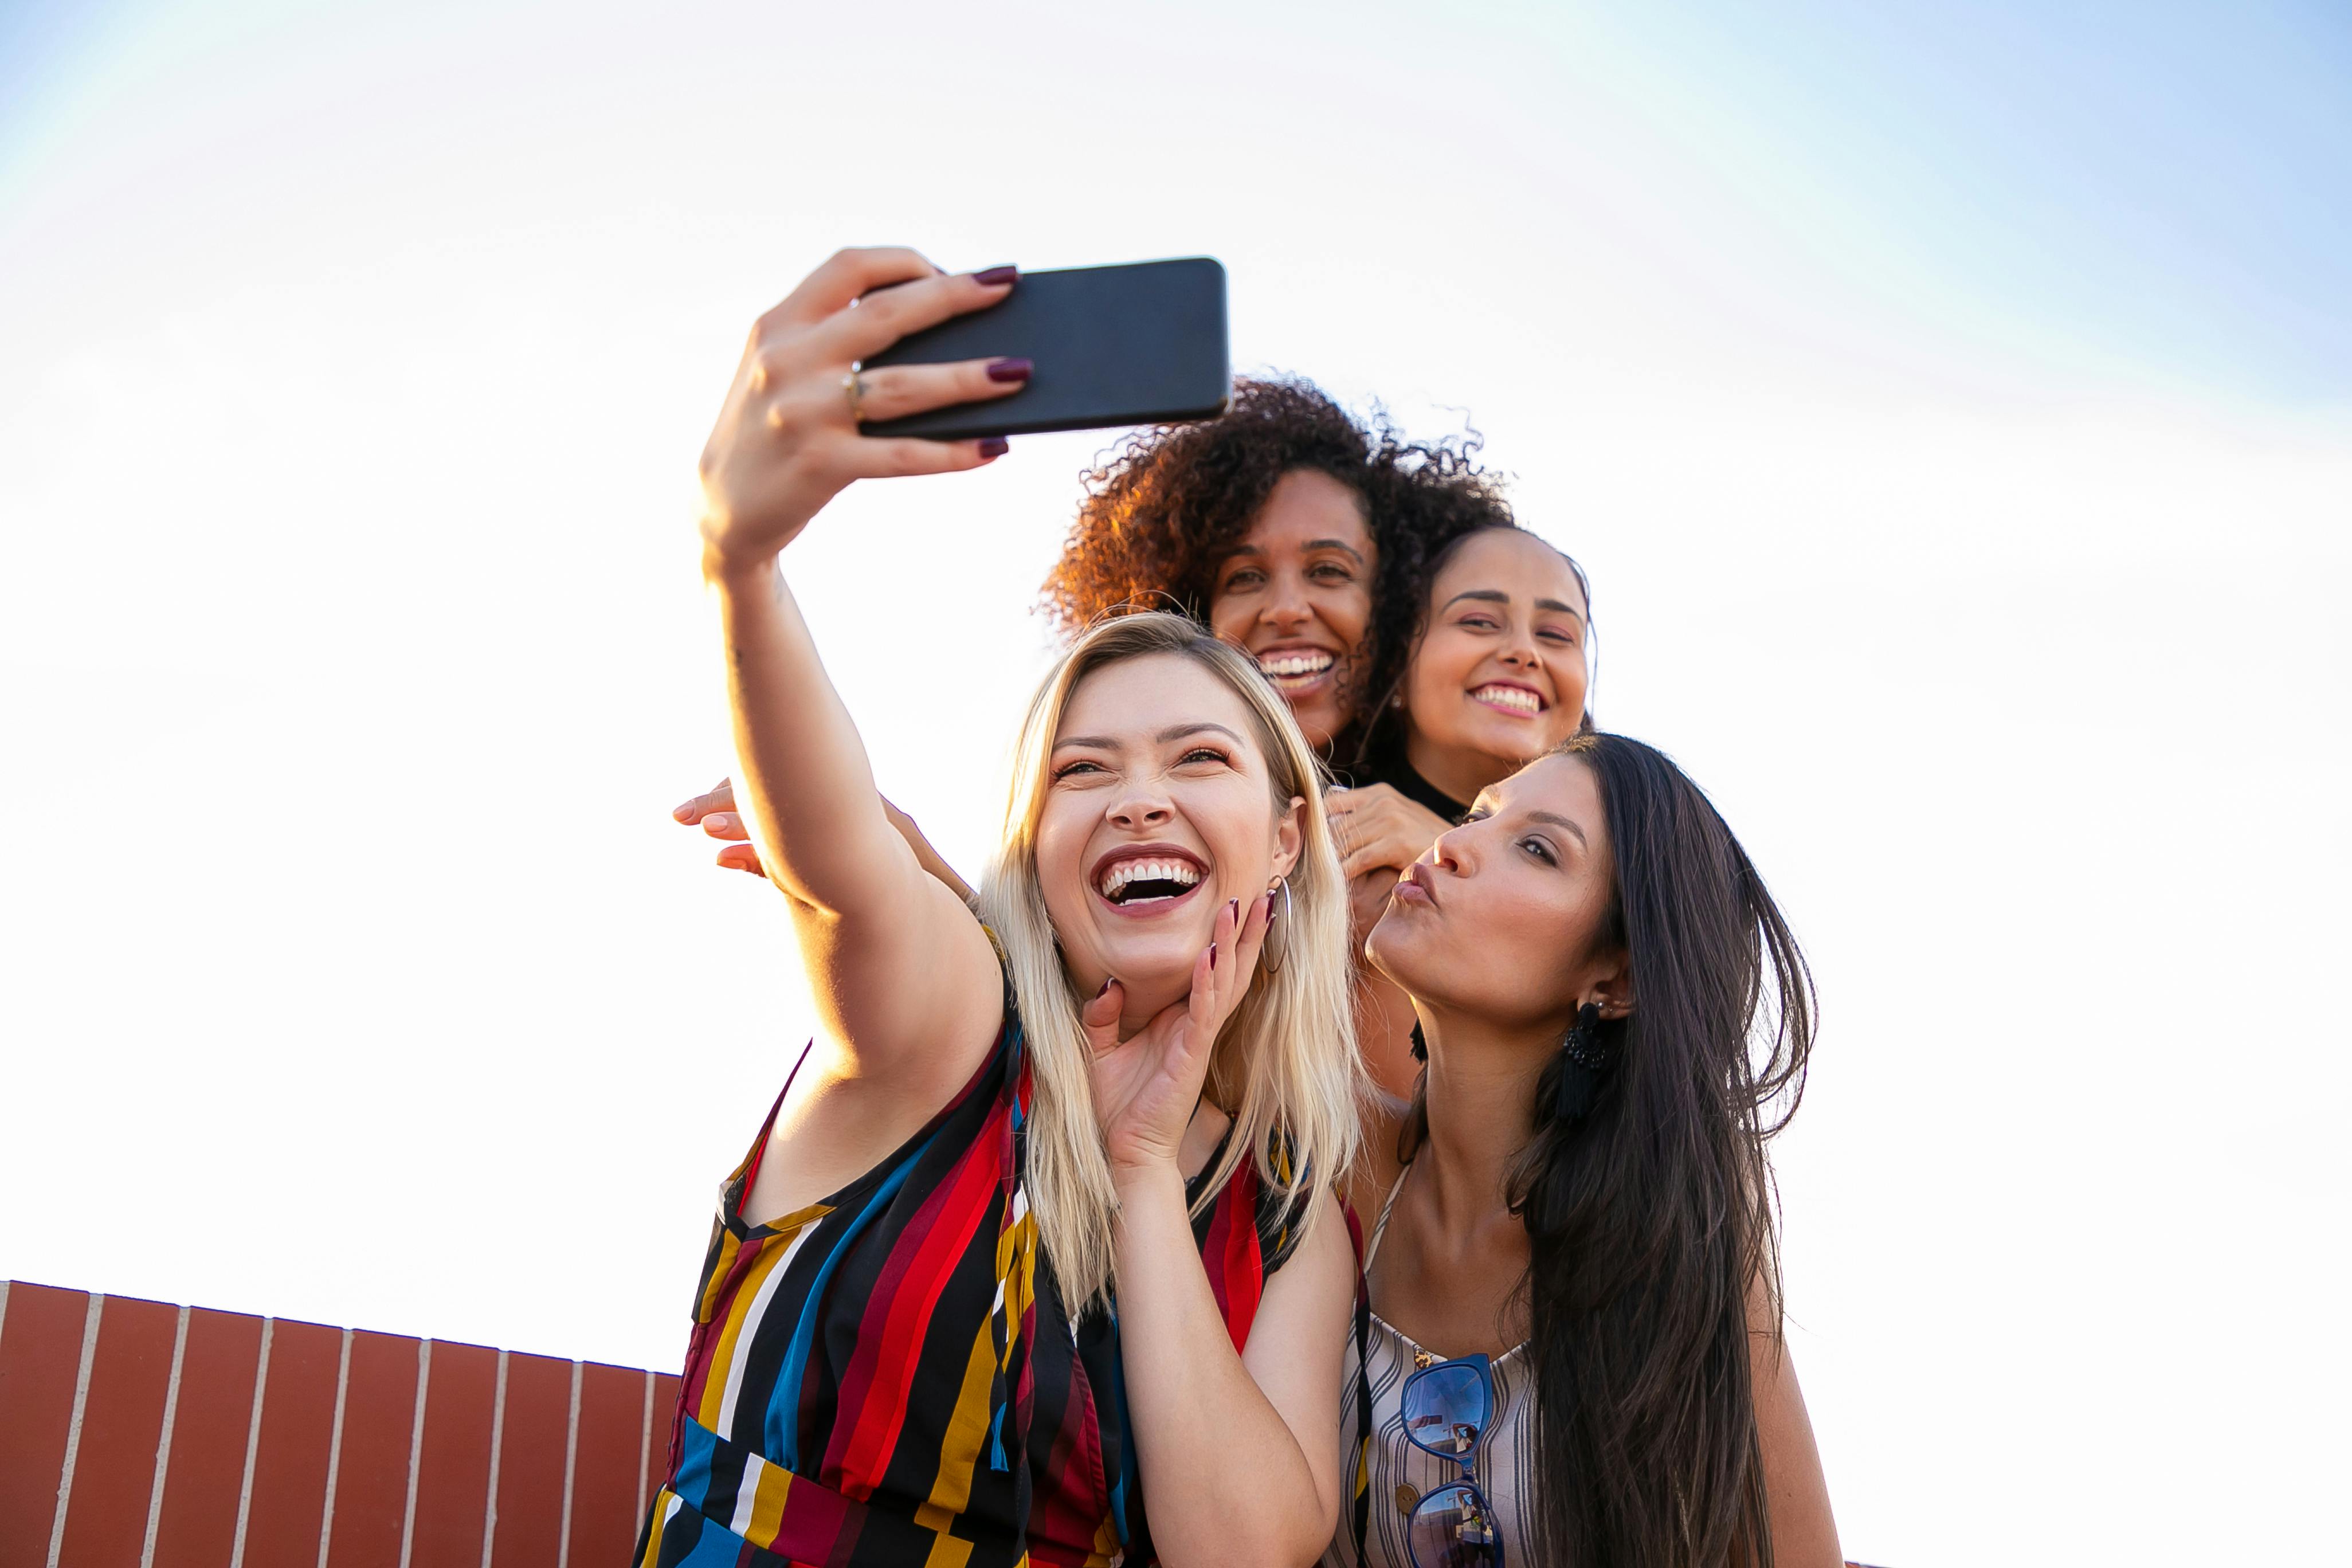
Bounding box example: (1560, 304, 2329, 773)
(3, 4, 2347, 1564)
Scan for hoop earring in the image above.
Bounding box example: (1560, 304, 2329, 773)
(1553, 1001, 1617, 1123)
(1258, 877, 1292, 973)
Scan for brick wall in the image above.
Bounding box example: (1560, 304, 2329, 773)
(0, 1280, 679, 1567)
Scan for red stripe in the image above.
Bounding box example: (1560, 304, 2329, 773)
(1217, 1163, 1266, 1353)
(1026, 1353, 1108, 1563)
(821, 1097, 1011, 1498)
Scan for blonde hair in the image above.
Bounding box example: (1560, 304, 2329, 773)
(976, 611, 1363, 1314)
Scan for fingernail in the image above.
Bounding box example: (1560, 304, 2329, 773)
(673, 802, 696, 821)
(978, 436, 1010, 459)
(1228, 897, 1240, 924)
(1209, 942, 1219, 967)
(1264, 890, 1278, 921)
(973, 265, 1018, 287)
(1097, 975, 1115, 998)
(707, 813, 732, 831)
(986, 357, 1033, 383)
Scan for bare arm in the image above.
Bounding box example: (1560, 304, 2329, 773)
(1750, 1280, 1842, 1567)
(695, 247, 1024, 1092)
(711, 560, 999, 1081)
(1113, 1174, 1351, 1568)
(1082, 893, 1346, 1568)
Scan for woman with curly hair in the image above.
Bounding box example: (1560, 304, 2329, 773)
(1040, 377, 1503, 763)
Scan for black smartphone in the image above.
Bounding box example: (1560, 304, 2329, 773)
(858, 257, 1229, 441)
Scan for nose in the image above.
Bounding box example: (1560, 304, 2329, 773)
(1260, 570, 1313, 631)
(1107, 787, 1175, 831)
(1426, 824, 1469, 877)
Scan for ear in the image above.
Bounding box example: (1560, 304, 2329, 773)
(1271, 793, 1306, 881)
(1584, 947, 1636, 1020)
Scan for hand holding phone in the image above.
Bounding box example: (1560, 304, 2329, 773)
(858, 258, 1230, 441)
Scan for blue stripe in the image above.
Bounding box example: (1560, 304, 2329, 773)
(766, 1127, 944, 1468)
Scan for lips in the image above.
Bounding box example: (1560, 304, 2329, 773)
(1469, 681, 1545, 718)
(1089, 843, 1210, 915)
(1391, 861, 1440, 909)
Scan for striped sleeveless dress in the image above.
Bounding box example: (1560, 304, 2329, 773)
(634, 1004, 1301, 1568)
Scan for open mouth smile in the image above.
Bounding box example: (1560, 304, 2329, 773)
(1091, 845, 1210, 917)
(1469, 681, 1545, 718)
(1257, 646, 1338, 693)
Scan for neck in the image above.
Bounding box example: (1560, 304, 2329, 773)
(1402, 727, 1518, 811)
(1412, 1006, 1551, 1228)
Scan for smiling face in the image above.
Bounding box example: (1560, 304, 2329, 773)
(1401, 529, 1591, 802)
(1368, 753, 1625, 1035)
(1036, 652, 1304, 1001)
(1206, 468, 1377, 751)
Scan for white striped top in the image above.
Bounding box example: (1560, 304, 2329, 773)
(1322, 1170, 1539, 1568)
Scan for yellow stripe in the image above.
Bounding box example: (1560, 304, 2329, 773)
(696, 1230, 741, 1323)
(746, 1456, 793, 1543)
(695, 1223, 809, 1427)
(637, 1491, 675, 1567)
(920, 1534, 975, 1568)
(914, 1317, 1001, 1532)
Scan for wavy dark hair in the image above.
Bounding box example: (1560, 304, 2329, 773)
(1401, 732, 1812, 1567)
(1038, 375, 1515, 758)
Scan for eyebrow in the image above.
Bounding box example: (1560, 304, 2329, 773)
(1053, 722, 1248, 751)
(1225, 539, 1367, 565)
(1440, 587, 1585, 622)
(1524, 809, 1589, 846)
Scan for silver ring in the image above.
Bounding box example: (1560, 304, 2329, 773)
(841, 371, 867, 423)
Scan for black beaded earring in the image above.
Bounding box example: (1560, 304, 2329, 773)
(1553, 1001, 1616, 1122)
(1409, 1022, 1428, 1062)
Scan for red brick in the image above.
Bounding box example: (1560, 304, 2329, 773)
(151, 1306, 265, 1568)
(0, 1282, 92, 1557)
(57, 1292, 179, 1567)
(407, 1339, 497, 1563)
(241, 1318, 343, 1568)
(322, 1330, 420, 1568)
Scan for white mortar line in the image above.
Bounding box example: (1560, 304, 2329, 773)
(45, 1292, 105, 1568)
(555, 1359, 583, 1568)
(136, 1306, 193, 1568)
(315, 1328, 354, 1568)
(479, 1350, 509, 1568)
(228, 1317, 275, 1568)
(397, 1339, 431, 1568)
(635, 1369, 654, 1516)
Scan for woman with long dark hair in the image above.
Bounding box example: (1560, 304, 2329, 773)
(1332, 735, 1841, 1567)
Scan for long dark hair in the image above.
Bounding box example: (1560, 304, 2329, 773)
(1409, 732, 1813, 1566)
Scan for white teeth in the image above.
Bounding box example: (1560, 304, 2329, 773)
(1097, 857, 1205, 899)
(1258, 652, 1335, 679)
(1473, 684, 1542, 715)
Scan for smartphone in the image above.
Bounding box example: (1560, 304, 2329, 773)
(858, 257, 1229, 441)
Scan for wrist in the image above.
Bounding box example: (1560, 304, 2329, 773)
(700, 538, 776, 594)
(1108, 1153, 1187, 1201)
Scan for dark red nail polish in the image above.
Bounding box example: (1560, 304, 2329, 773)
(973, 265, 1018, 287)
(1209, 942, 1219, 967)
(1097, 975, 1115, 998)
(986, 357, 1033, 383)
(978, 436, 1009, 459)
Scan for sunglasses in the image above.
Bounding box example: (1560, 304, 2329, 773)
(1399, 1353, 1503, 1568)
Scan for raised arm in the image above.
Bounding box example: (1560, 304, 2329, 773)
(696, 248, 1020, 1091)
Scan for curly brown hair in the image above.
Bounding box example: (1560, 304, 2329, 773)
(1039, 375, 1520, 759)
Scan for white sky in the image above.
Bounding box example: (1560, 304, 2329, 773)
(3, 5, 2347, 1565)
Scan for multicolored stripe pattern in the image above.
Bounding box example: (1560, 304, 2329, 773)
(634, 1011, 1300, 1568)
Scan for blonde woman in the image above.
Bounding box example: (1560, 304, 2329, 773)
(637, 249, 1362, 1568)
